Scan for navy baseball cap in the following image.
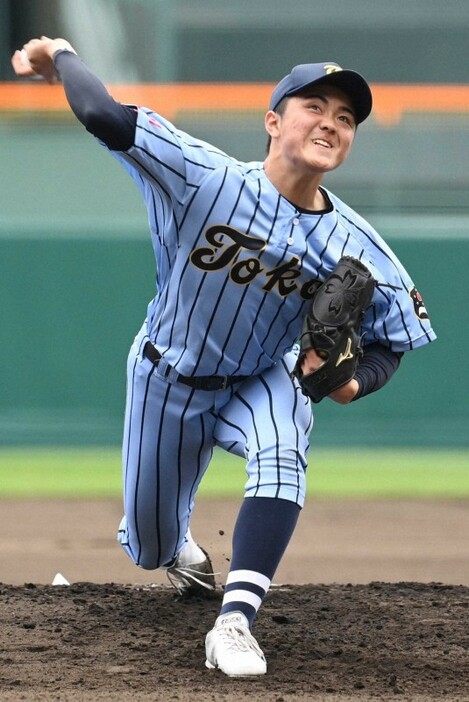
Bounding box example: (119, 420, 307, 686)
(269, 62, 372, 124)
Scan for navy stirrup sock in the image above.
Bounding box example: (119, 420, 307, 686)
(220, 496, 301, 628)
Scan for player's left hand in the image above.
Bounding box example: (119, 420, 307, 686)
(292, 256, 375, 403)
(11, 36, 76, 84)
(300, 348, 359, 404)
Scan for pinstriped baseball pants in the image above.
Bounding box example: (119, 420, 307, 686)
(117, 326, 313, 570)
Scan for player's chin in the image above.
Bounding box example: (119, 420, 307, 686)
(306, 158, 338, 175)
(306, 151, 341, 173)
(310, 146, 350, 171)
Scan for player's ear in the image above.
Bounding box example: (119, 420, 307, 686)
(264, 110, 282, 139)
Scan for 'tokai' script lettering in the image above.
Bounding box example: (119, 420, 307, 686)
(190, 225, 319, 299)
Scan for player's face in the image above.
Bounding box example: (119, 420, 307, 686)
(268, 85, 357, 175)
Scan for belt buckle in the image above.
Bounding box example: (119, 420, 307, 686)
(219, 376, 229, 391)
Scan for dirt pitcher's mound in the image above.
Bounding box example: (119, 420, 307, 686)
(1, 581, 468, 701)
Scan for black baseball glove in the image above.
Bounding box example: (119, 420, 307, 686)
(292, 256, 376, 403)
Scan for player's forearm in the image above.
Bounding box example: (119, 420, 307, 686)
(328, 378, 360, 404)
(330, 344, 401, 404)
(353, 342, 403, 400)
(53, 50, 136, 150)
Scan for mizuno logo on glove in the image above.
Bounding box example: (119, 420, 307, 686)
(336, 337, 354, 366)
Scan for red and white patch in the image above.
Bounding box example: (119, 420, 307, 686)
(409, 286, 429, 320)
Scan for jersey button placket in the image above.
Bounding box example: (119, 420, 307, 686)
(287, 215, 300, 245)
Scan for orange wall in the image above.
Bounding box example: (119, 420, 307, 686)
(1, 83, 469, 126)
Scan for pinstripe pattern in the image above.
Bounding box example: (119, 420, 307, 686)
(112, 109, 435, 378)
(216, 351, 311, 504)
(112, 106, 434, 572)
(117, 327, 311, 569)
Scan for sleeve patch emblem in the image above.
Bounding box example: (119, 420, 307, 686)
(410, 286, 429, 320)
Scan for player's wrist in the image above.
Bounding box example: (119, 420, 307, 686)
(328, 378, 359, 404)
(51, 41, 77, 60)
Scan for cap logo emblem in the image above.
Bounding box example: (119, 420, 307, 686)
(324, 64, 343, 74)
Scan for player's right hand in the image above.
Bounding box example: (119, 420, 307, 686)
(11, 36, 76, 84)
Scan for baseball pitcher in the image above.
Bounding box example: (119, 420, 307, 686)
(12, 40, 435, 677)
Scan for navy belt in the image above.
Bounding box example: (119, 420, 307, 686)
(143, 342, 247, 391)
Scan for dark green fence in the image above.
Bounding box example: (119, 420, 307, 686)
(1, 224, 465, 447)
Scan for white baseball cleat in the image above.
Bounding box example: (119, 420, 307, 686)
(166, 546, 216, 595)
(205, 612, 267, 676)
(165, 531, 216, 595)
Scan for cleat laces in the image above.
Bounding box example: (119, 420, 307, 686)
(166, 564, 217, 593)
(219, 624, 264, 658)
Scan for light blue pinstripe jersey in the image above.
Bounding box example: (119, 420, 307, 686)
(111, 108, 436, 377)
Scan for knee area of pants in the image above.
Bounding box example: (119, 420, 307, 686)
(249, 446, 307, 471)
(247, 452, 306, 486)
(136, 545, 176, 570)
(137, 554, 169, 570)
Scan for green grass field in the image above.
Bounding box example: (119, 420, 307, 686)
(0, 447, 467, 499)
